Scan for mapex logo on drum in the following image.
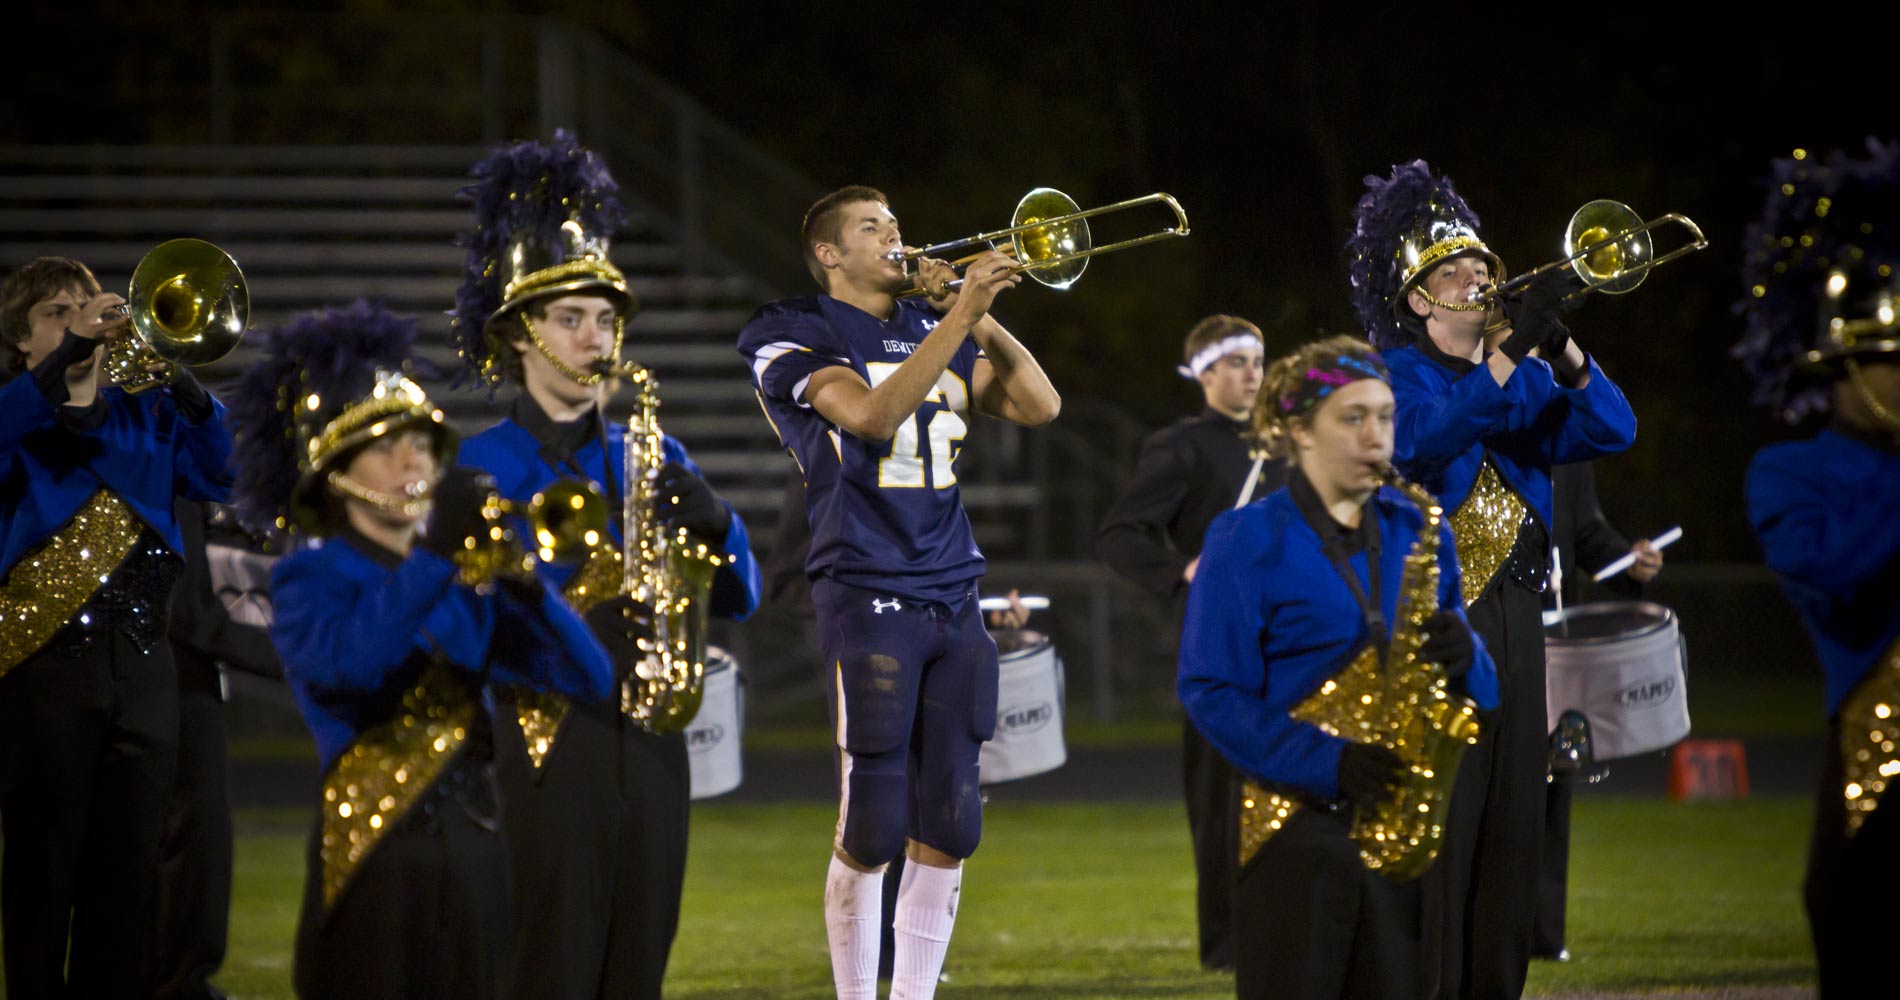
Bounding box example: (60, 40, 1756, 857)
(998, 703, 1055, 735)
(686, 725, 726, 751)
(1615, 677, 1677, 709)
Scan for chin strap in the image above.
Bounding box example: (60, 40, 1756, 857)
(1410, 283, 1488, 314)
(327, 471, 432, 518)
(1845, 357, 1900, 434)
(522, 313, 625, 386)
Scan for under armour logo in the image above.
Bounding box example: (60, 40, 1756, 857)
(920, 319, 939, 333)
(873, 598, 903, 614)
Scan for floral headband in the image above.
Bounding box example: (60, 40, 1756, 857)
(1277, 353, 1389, 415)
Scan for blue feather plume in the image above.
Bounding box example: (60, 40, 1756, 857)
(226, 300, 428, 538)
(1346, 160, 1486, 351)
(449, 129, 627, 388)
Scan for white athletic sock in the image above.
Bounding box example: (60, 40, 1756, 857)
(825, 854, 885, 1000)
(890, 860, 962, 1000)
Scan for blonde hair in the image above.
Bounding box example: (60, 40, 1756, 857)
(1250, 334, 1385, 465)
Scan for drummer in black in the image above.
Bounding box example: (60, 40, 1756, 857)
(1535, 461, 1663, 962)
(1097, 314, 1282, 971)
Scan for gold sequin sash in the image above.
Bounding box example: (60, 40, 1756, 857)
(320, 662, 478, 910)
(515, 691, 570, 770)
(511, 538, 628, 769)
(1447, 459, 1527, 607)
(1838, 637, 1900, 837)
(0, 491, 144, 677)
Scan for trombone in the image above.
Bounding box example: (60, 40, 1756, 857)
(1471, 199, 1707, 307)
(105, 238, 249, 393)
(893, 188, 1190, 299)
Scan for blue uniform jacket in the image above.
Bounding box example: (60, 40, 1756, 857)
(1383, 345, 1636, 526)
(271, 538, 616, 768)
(1178, 486, 1501, 801)
(1747, 430, 1900, 715)
(0, 376, 232, 576)
(458, 418, 761, 620)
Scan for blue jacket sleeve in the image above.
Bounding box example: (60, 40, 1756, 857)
(1748, 447, 1900, 603)
(1548, 356, 1637, 465)
(1177, 513, 1348, 799)
(270, 547, 461, 696)
(0, 375, 56, 482)
(486, 576, 616, 702)
(663, 437, 762, 620)
(174, 391, 235, 503)
(1437, 521, 1500, 710)
(1390, 359, 1514, 479)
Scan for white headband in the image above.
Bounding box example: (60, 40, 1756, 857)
(1176, 333, 1265, 379)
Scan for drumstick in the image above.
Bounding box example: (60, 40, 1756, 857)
(979, 595, 1051, 612)
(1591, 526, 1683, 582)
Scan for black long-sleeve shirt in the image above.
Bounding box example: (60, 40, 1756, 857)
(170, 500, 282, 692)
(1547, 462, 1643, 609)
(1097, 408, 1285, 602)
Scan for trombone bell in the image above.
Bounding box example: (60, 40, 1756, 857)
(1011, 188, 1091, 289)
(1564, 200, 1651, 295)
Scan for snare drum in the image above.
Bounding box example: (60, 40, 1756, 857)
(978, 631, 1068, 785)
(1543, 601, 1691, 761)
(686, 647, 743, 800)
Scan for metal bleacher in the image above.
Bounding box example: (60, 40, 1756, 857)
(0, 142, 799, 547)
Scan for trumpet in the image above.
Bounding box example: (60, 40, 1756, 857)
(892, 188, 1190, 299)
(104, 238, 249, 393)
(1470, 200, 1707, 308)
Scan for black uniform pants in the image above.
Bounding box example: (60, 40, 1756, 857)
(155, 655, 233, 1000)
(1438, 581, 1546, 1000)
(1805, 714, 1900, 999)
(1184, 716, 1237, 969)
(1532, 777, 1573, 957)
(0, 632, 179, 1000)
(1234, 806, 1431, 1000)
(293, 756, 511, 1000)
(495, 696, 691, 1000)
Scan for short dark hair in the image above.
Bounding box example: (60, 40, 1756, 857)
(1, 257, 103, 375)
(1182, 314, 1263, 366)
(801, 185, 889, 289)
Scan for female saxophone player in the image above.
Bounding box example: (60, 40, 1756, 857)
(1178, 335, 1499, 1000)
(226, 301, 613, 1000)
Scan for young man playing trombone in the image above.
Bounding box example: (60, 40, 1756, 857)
(0, 256, 233, 999)
(737, 185, 1060, 999)
(1348, 161, 1636, 1000)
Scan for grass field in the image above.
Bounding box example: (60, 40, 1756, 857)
(202, 795, 1815, 999)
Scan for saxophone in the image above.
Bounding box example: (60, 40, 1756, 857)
(512, 363, 725, 760)
(608, 362, 725, 733)
(1240, 468, 1482, 880)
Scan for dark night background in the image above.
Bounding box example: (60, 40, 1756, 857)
(5, 3, 1894, 566)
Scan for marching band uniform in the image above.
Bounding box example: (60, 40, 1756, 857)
(449, 133, 761, 1000)
(1347, 161, 1636, 999)
(1099, 325, 1283, 971)
(1179, 344, 1498, 1000)
(1735, 144, 1900, 999)
(225, 301, 614, 1000)
(0, 286, 232, 998)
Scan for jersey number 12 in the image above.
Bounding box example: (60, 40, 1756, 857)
(865, 362, 968, 489)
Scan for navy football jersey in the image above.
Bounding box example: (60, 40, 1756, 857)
(738, 295, 986, 603)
